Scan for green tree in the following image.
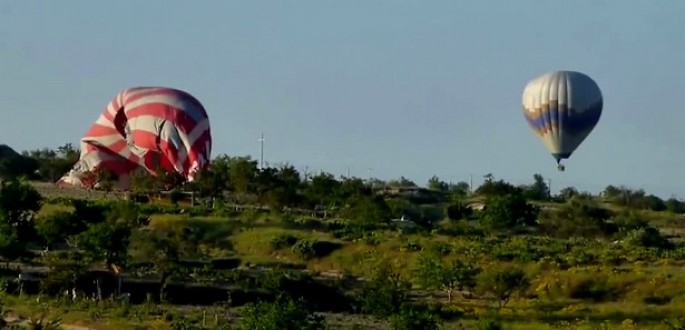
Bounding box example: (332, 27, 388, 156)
(559, 186, 579, 200)
(645, 195, 667, 211)
(133, 227, 192, 302)
(35, 211, 75, 248)
(304, 172, 341, 208)
(0, 154, 40, 181)
(476, 176, 520, 197)
(337, 177, 372, 201)
(255, 167, 279, 205)
(40, 250, 90, 296)
(476, 266, 530, 309)
(0, 179, 42, 241)
(665, 198, 685, 214)
(446, 201, 473, 221)
(343, 195, 391, 227)
(414, 251, 480, 302)
(277, 163, 302, 191)
(268, 164, 304, 209)
(602, 185, 622, 199)
(228, 156, 259, 194)
(236, 294, 326, 330)
(389, 304, 441, 330)
(78, 219, 132, 271)
(189, 154, 232, 197)
(358, 262, 411, 318)
(387, 176, 417, 188)
(25, 148, 60, 181)
(129, 168, 156, 199)
(539, 200, 615, 238)
(427, 175, 449, 193)
(448, 181, 470, 201)
(523, 174, 549, 200)
(479, 193, 539, 230)
(95, 167, 118, 193)
(0, 222, 27, 266)
(153, 168, 186, 191)
(24, 144, 80, 182)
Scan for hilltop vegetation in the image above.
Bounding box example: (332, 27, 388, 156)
(0, 144, 684, 329)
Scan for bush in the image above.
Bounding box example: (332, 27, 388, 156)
(169, 189, 184, 205)
(389, 304, 441, 330)
(622, 227, 673, 250)
(436, 221, 486, 237)
(477, 317, 503, 330)
(476, 265, 530, 308)
(35, 210, 76, 247)
(236, 294, 327, 330)
(446, 202, 473, 221)
(292, 240, 316, 260)
(269, 234, 300, 250)
(566, 275, 623, 302)
(534, 269, 636, 303)
(401, 240, 422, 252)
(478, 193, 539, 230)
(358, 263, 411, 318)
(539, 201, 617, 238)
(289, 239, 342, 260)
(428, 242, 452, 256)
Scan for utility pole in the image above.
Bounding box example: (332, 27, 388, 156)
(469, 174, 473, 194)
(547, 178, 552, 199)
(303, 166, 310, 181)
(345, 159, 353, 179)
(258, 133, 265, 170)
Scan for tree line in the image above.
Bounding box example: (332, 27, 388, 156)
(1, 143, 684, 216)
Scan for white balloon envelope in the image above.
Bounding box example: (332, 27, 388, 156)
(522, 70, 603, 171)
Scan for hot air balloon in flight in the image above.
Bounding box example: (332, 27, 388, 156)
(58, 87, 212, 189)
(522, 70, 603, 171)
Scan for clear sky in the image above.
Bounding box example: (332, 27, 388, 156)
(1, 1, 684, 198)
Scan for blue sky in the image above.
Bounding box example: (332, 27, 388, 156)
(1, 1, 684, 198)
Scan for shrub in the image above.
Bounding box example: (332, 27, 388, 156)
(478, 193, 539, 230)
(477, 317, 503, 330)
(292, 240, 316, 260)
(428, 242, 452, 256)
(236, 294, 326, 330)
(389, 304, 441, 330)
(622, 227, 674, 250)
(566, 275, 623, 302)
(446, 202, 473, 221)
(436, 221, 486, 237)
(169, 189, 184, 205)
(476, 265, 530, 308)
(401, 240, 422, 252)
(269, 234, 299, 250)
(288, 239, 342, 260)
(358, 263, 411, 318)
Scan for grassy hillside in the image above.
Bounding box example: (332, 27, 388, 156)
(3, 191, 682, 329)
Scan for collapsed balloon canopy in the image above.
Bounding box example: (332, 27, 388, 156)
(58, 87, 212, 189)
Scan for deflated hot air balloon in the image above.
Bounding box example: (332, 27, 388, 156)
(58, 87, 212, 189)
(522, 70, 603, 171)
